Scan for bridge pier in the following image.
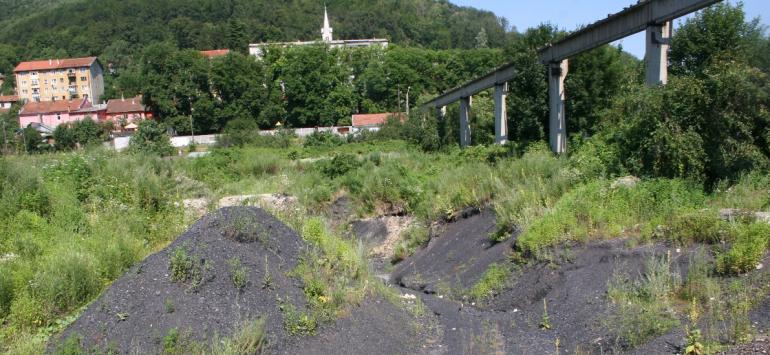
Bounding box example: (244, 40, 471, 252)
(459, 97, 471, 147)
(548, 59, 568, 154)
(494, 83, 508, 145)
(645, 21, 672, 86)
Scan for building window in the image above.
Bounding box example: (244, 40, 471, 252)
(31, 72, 38, 76)
(22, 90, 28, 94)
(44, 79, 48, 85)
(60, 78, 64, 83)
(80, 76, 87, 81)
(80, 68, 87, 73)
(57, 113, 61, 121)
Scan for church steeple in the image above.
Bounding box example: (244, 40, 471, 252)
(321, 5, 333, 42)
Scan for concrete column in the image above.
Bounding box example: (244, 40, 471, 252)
(459, 97, 471, 148)
(494, 83, 508, 145)
(548, 60, 568, 154)
(645, 21, 672, 86)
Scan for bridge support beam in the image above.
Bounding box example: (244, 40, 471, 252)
(645, 21, 672, 86)
(548, 60, 568, 154)
(494, 83, 508, 145)
(459, 97, 471, 148)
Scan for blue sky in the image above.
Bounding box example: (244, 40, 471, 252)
(451, 0, 769, 58)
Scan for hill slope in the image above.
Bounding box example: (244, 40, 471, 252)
(0, 0, 507, 60)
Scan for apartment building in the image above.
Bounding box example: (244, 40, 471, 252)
(14, 57, 104, 104)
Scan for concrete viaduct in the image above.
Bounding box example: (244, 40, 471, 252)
(423, 0, 722, 153)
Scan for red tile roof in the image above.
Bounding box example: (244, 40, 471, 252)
(0, 95, 18, 102)
(200, 49, 230, 58)
(20, 98, 89, 115)
(14, 57, 98, 73)
(351, 113, 406, 127)
(106, 96, 147, 114)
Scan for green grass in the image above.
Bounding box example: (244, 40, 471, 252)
(607, 256, 681, 348)
(467, 263, 514, 302)
(518, 179, 707, 257)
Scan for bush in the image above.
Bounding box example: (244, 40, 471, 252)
(318, 153, 361, 178)
(31, 251, 101, 315)
(596, 61, 770, 184)
(169, 247, 194, 283)
(129, 120, 174, 156)
(303, 131, 344, 148)
(0, 266, 13, 318)
(0, 160, 50, 219)
(717, 223, 770, 275)
(669, 210, 729, 245)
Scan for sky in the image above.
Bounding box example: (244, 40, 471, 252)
(451, 0, 769, 58)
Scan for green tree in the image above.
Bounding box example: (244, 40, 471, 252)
(670, 2, 766, 77)
(129, 120, 174, 156)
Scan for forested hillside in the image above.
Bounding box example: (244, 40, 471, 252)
(0, 0, 507, 59)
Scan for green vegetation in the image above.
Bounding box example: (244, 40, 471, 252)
(169, 247, 194, 283)
(467, 263, 514, 302)
(392, 225, 430, 263)
(0, 2, 768, 353)
(227, 258, 248, 291)
(607, 256, 682, 348)
(159, 319, 266, 354)
(1, 150, 188, 352)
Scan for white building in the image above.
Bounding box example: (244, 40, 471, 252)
(249, 7, 388, 59)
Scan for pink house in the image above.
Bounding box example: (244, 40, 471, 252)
(18, 98, 92, 128)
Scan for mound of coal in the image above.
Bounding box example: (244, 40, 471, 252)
(280, 296, 427, 355)
(53, 207, 307, 353)
(391, 208, 515, 293)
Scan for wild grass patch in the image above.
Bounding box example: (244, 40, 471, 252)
(518, 179, 706, 257)
(606, 256, 681, 349)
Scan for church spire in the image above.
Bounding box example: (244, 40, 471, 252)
(321, 4, 333, 42)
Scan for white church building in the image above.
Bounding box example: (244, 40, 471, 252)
(249, 7, 389, 59)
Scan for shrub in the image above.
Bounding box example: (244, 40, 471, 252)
(129, 120, 174, 156)
(169, 247, 194, 283)
(0, 160, 50, 219)
(9, 292, 47, 330)
(318, 153, 361, 178)
(0, 266, 13, 318)
(669, 210, 729, 244)
(31, 251, 101, 315)
(303, 131, 344, 148)
(716, 223, 770, 275)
